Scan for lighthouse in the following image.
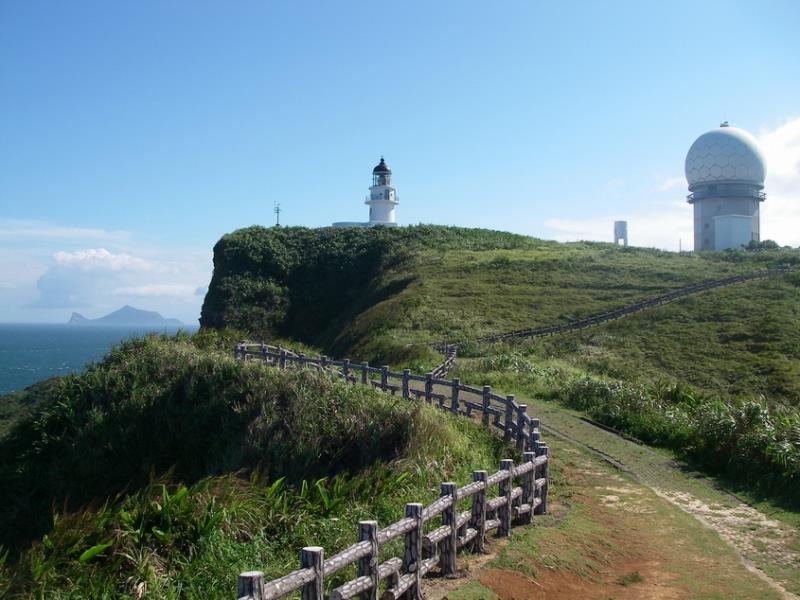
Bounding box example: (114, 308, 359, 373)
(332, 157, 400, 228)
(365, 157, 399, 226)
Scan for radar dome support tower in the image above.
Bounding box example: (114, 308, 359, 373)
(685, 123, 767, 251)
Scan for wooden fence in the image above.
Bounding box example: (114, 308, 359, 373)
(234, 343, 549, 600)
(431, 265, 796, 347)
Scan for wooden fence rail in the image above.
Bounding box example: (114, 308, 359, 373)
(234, 343, 549, 600)
(236, 453, 548, 600)
(235, 344, 539, 453)
(431, 266, 796, 349)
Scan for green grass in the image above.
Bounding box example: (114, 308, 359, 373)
(0, 331, 507, 598)
(200, 225, 800, 499)
(466, 437, 787, 599)
(616, 571, 644, 586)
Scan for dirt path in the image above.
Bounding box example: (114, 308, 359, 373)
(411, 377, 800, 597)
(425, 437, 790, 600)
(527, 399, 800, 599)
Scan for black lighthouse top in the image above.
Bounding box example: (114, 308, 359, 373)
(372, 157, 391, 174)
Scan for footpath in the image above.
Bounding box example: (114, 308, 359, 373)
(427, 397, 800, 600)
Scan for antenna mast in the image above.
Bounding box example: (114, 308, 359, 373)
(274, 202, 281, 227)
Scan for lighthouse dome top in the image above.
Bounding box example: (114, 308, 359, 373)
(372, 157, 391, 174)
(685, 123, 767, 189)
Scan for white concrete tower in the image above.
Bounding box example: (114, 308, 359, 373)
(685, 123, 767, 251)
(614, 221, 628, 246)
(366, 157, 399, 226)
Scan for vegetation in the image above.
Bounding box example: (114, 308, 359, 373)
(0, 332, 505, 598)
(443, 436, 788, 600)
(201, 225, 800, 500)
(200, 225, 539, 352)
(4, 224, 799, 597)
(454, 351, 800, 502)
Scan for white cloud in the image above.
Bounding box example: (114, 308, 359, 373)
(53, 248, 153, 272)
(0, 219, 211, 322)
(655, 176, 685, 192)
(759, 116, 800, 246)
(0, 219, 130, 242)
(113, 284, 198, 298)
(545, 199, 693, 251)
(30, 246, 210, 314)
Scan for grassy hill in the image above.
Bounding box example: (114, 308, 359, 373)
(201, 225, 800, 499)
(0, 332, 504, 598)
(201, 225, 799, 398)
(3, 224, 799, 597)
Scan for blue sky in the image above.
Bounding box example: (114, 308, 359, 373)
(1, 1, 799, 323)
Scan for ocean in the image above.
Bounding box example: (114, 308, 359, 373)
(0, 323, 199, 395)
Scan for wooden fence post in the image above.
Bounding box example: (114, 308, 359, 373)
(451, 378, 460, 415)
(481, 386, 491, 428)
(521, 451, 535, 525)
(440, 482, 458, 576)
(279, 349, 287, 369)
(381, 366, 389, 391)
(321, 355, 328, 371)
(342, 359, 350, 383)
(528, 418, 540, 451)
(362, 361, 369, 385)
(540, 445, 549, 515)
(402, 369, 410, 399)
(534, 443, 544, 515)
(498, 459, 513, 537)
(260, 343, 267, 361)
(516, 404, 527, 451)
(358, 520, 379, 600)
(470, 470, 488, 553)
(403, 503, 423, 600)
(238, 571, 265, 600)
(301, 546, 324, 600)
(503, 395, 514, 444)
(425, 373, 433, 404)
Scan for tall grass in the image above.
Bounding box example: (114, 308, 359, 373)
(455, 352, 800, 502)
(0, 332, 505, 598)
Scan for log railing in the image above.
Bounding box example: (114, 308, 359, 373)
(431, 266, 796, 348)
(236, 454, 549, 600)
(234, 343, 549, 600)
(234, 344, 540, 454)
(431, 344, 457, 378)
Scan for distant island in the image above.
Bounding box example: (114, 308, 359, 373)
(67, 305, 183, 327)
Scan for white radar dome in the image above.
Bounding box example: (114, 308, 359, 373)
(685, 124, 767, 188)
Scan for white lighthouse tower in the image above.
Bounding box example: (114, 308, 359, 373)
(366, 157, 399, 226)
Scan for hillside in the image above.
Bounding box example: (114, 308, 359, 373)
(201, 225, 800, 398)
(0, 332, 505, 597)
(201, 226, 800, 499)
(4, 225, 799, 598)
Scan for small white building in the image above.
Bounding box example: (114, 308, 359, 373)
(333, 158, 399, 228)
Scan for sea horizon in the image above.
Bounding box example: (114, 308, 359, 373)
(0, 323, 199, 395)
